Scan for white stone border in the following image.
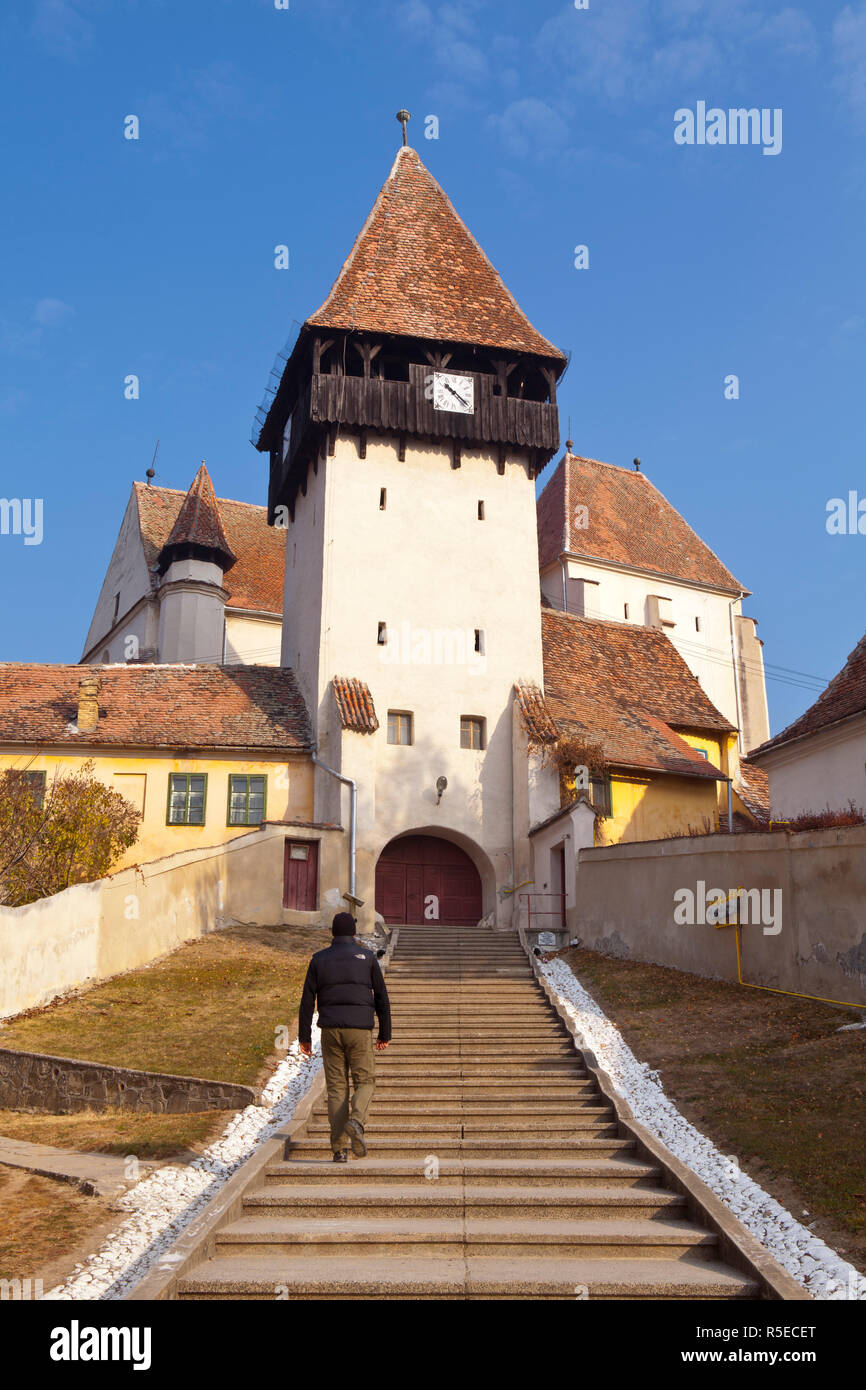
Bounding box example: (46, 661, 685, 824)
(43, 1028, 322, 1302)
(540, 956, 865, 1301)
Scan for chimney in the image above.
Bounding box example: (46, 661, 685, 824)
(77, 675, 101, 733)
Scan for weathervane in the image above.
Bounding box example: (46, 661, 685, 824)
(396, 109, 411, 146)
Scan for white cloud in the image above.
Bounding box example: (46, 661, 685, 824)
(31, 0, 92, 61)
(833, 2, 866, 119)
(487, 99, 571, 161)
(33, 298, 74, 327)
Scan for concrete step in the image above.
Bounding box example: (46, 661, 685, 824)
(243, 1182, 688, 1220)
(372, 1082, 598, 1098)
(263, 1157, 665, 1188)
(213, 1215, 719, 1260)
(176, 1254, 760, 1300)
(311, 1103, 612, 1119)
(306, 1120, 619, 1140)
(286, 1137, 636, 1159)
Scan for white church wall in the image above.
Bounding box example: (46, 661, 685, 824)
(81, 488, 157, 661)
(224, 612, 281, 666)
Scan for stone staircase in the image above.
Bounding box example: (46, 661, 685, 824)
(175, 925, 765, 1299)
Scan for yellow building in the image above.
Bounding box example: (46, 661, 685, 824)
(539, 608, 763, 846)
(0, 663, 315, 870)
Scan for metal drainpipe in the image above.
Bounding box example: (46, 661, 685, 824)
(725, 777, 733, 833)
(560, 557, 568, 612)
(312, 753, 357, 900)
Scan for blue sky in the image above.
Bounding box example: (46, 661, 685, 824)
(0, 0, 863, 734)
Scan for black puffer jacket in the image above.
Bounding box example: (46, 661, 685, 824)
(298, 938, 392, 1045)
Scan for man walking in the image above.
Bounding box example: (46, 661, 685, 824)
(298, 911, 391, 1162)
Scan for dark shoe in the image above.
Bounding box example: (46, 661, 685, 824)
(332, 1149, 348, 1163)
(345, 1118, 367, 1157)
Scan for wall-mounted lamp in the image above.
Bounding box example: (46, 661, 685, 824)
(435, 776, 448, 805)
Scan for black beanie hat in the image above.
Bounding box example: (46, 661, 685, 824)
(332, 911, 357, 936)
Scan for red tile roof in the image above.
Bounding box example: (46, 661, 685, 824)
(514, 681, 558, 745)
(541, 609, 732, 780)
(333, 677, 379, 734)
(135, 483, 284, 614)
(0, 665, 312, 751)
(158, 463, 236, 573)
(537, 453, 745, 595)
(306, 146, 565, 361)
(735, 763, 770, 821)
(749, 631, 866, 759)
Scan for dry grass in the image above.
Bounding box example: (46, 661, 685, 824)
(560, 946, 866, 1267)
(0, 923, 325, 1086)
(0, 1166, 120, 1287)
(0, 1107, 228, 1159)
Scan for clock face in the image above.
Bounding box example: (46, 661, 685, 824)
(433, 371, 474, 414)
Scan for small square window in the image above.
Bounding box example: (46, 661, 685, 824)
(387, 711, 413, 745)
(167, 773, 207, 826)
(694, 748, 709, 760)
(460, 717, 486, 750)
(228, 774, 267, 826)
(589, 777, 611, 817)
(16, 770, 47, 811)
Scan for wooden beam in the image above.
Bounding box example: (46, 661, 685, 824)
(359, 428, 367, 459)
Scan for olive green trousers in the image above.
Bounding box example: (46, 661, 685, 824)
(319, 1026, 376, 1153)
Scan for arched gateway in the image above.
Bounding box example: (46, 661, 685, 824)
(375, 834, 483, 926)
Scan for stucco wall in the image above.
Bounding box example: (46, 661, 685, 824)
(0, 822, 343, 1020)
(575, 825, 866, 1004)
(224, 612, 281, 666)
(756, 714, 866, 821)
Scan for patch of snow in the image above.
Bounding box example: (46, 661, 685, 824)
(43, 1025, 322, 1302)
(539, 956, 866, 1302)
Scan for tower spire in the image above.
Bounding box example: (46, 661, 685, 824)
(396, 108, 411, 146)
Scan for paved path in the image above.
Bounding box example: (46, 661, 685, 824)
(0, 1135, 159, 1197)
(172, 925, 768, 1299)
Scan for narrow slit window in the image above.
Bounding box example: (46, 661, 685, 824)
(379, 488, 387, 510)
(474, 629, 484, 654)
(623, 603, 630, 620)
(477, 500, 485, 520)
(695, 616, 701, 632)
(377, 622, 388, 645)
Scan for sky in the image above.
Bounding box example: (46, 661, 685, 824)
(0, 0, 864, 735)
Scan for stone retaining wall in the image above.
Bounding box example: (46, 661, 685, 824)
(0, 1047, 256, 1115)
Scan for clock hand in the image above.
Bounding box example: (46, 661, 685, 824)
(444, 382, 469, 407)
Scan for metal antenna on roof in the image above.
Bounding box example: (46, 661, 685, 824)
(146, 438, 160, 485)
(396, 109, 411, 146)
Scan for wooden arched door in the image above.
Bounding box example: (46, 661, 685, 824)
(375, 835, 483, 926)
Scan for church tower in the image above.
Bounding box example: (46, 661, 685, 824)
(254, 119, 566, 929)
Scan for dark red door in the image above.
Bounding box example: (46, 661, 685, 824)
(283, 839, 319, 910)
(375, 835, 483, 925)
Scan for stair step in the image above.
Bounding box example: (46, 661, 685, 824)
(176, 1254, 760, 1301)
(244, 1183, 688, 1220)
(264, 1157, 663, 1188)
(213, 1216, 719, 1259)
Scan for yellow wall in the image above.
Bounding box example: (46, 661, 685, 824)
(0, 747, 315, 868)
(595, 772, 720, 846)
